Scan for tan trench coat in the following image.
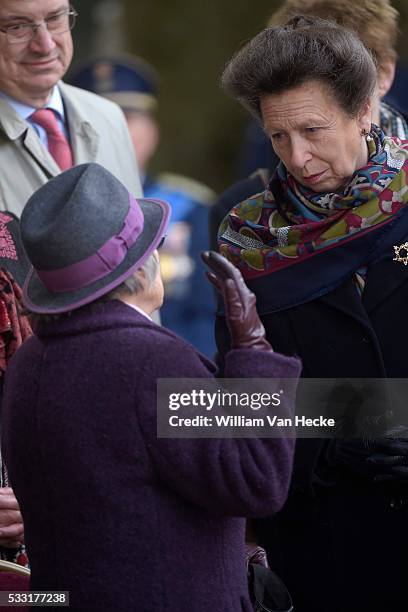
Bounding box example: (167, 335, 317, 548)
(0, 81, 142, 217)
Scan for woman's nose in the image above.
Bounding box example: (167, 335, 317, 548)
(289, 137, 313, 170)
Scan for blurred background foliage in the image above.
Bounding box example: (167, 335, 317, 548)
(71, 0, 408, 193)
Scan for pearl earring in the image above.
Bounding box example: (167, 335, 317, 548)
(361, 128, 373, 142)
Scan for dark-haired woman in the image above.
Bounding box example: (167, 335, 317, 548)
(217, 16, 408, 612)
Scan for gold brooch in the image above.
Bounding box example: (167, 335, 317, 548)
(393, 242, 408, 265)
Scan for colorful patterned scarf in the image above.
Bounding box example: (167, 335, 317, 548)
(219, 126, 408, 281)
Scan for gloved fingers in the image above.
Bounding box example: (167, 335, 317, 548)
(201, 251, 233, 280)
(373, 466, 408, 482)
(222, 266, 256, 318)
(381, 424, 408, 438)
(201, 251, 251, 304)
(373, 439, 408, 455)
(385, 466, 408, 479)
(224, 278, 244, 321)
(229, 265, 254, 308)
(373, 474, 396, 483)
(366, 454, 406, 467)
(205, 271, 223, 293)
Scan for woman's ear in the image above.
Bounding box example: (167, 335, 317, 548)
(378, 61, 396, 98)
(358, 98, 373, 133)
(134, 268, 147, 288)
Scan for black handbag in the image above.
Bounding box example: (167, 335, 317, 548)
(248, 563, 293, 612)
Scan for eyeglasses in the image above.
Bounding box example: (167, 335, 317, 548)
(0, 7, 78, 44)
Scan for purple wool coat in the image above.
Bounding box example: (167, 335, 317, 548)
(2, 301, 300, 612)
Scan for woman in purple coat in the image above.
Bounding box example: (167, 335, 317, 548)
(1, 163, 300, 612)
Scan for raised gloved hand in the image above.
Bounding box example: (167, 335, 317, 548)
(201, 251, 272, 352)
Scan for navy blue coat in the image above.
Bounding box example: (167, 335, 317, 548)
(216, 249, 408, 612)
(2, 301, 300, 612)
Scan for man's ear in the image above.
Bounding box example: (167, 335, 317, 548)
(378, 61, 396, 98)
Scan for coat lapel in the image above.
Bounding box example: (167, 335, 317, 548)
(59, 82, 100, 164)
(314, 208, 408, 319)
(317, 280, 372, 330)
(363, 254, 408, 313)
(317, 253, 408, 319)
(0, 97, 60, 177)
(23, 128, 60, 176)
(363, 209, 408, 313)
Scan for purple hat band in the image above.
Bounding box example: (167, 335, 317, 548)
(37, 195, 144, 293)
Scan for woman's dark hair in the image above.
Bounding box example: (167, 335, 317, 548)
(221, 15, 377, 122)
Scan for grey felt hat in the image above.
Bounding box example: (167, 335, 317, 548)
(21, 163, 170, 314)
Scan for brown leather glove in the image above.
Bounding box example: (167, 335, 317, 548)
(201, 251, 272, 352)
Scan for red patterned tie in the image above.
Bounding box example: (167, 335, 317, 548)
(31, 109, 73, 171)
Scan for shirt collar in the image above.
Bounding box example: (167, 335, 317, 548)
(121, 300, 153, 321)
(0, 84, 65, 122)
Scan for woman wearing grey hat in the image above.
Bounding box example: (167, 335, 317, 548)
(1, 163, 300, 612)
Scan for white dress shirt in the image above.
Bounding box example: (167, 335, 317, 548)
(0, 85, 68, 149)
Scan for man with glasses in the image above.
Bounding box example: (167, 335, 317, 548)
(0, 0, 142, 217)
(0, 0, 142, 565)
